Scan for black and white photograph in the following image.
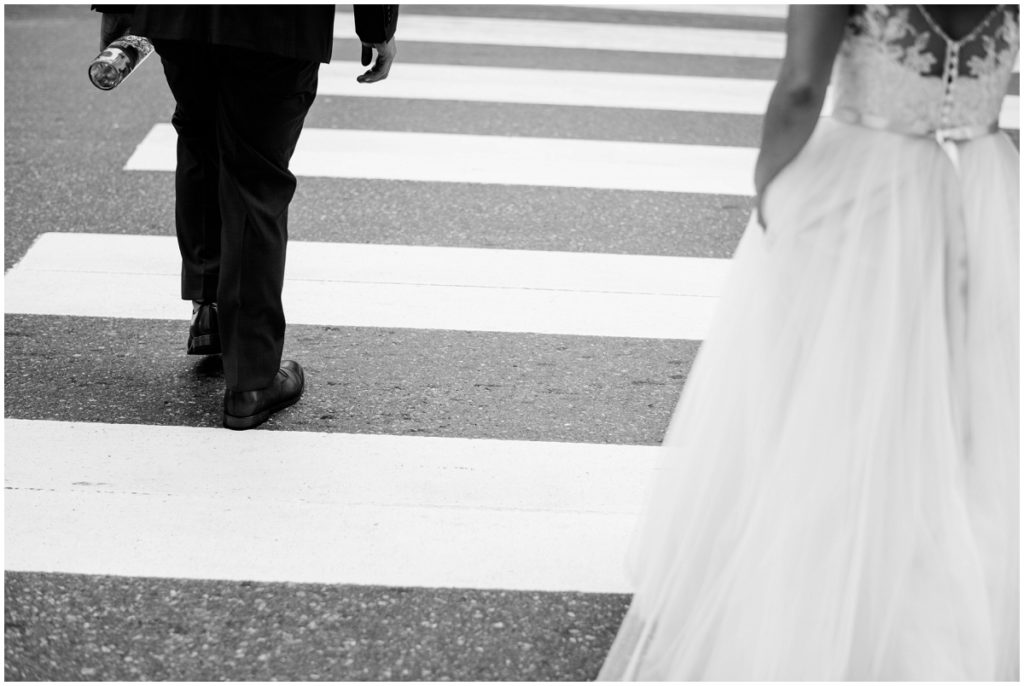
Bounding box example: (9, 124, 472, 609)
(4, 3, 1019, 681)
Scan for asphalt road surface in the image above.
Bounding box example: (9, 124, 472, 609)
(5, 4, 1019, 681)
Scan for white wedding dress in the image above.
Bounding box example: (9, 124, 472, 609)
(598, 5, 1019, 681)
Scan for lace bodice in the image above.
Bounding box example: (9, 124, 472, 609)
(832, 5, 1019, 134)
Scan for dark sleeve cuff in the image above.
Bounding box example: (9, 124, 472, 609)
(353, 4, 399, 43)
(91, 5, 135, 13)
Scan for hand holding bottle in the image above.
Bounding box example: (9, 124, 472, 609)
(91, 11, 152, 91)
(89, 34, 154, 90)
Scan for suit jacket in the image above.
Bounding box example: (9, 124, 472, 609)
(93, 5, 399, 64)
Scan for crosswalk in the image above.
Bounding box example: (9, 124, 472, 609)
(5, 5, 1019, 680)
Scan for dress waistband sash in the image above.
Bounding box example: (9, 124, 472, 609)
(832, 109, 1000, 143)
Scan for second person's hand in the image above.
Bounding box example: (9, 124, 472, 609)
(357, 39, 396, 83)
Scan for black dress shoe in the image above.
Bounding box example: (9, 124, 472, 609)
(223, 360, 305, 430)
(188, 302, 221, 356)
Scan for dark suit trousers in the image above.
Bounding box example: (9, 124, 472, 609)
(154, 40, 319, 392)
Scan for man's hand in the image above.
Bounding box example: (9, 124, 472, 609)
(99, 12, 133, 52)
(357, 39, 396, 83)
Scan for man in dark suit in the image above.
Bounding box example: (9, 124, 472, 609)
(96, 5, 398, 429)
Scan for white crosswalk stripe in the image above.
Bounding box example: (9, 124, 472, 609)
(335, 12, 788, 58)
(5, 419, 657, 592)
(5, 233, 728, 339)
(567, 4, 789, 18)
(126, 124, 759, 194)
(317, 63, 1021, 129)
(320, 63, 776, 114)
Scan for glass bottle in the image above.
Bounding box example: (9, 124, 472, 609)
(88, 35, 153, 91)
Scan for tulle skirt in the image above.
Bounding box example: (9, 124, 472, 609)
(598, 119, 1020, 681)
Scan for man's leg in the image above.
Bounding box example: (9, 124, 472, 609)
(213, 45, 318, 394)
(154, 40, 222, 355)
(154, 40, 221, 304)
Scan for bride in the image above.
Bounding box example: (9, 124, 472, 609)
(598, 5, 1019, 681)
